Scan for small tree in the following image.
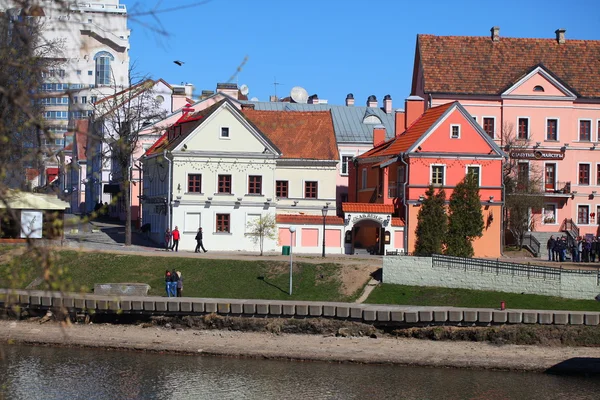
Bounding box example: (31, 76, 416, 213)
(414, 185, 447, 256)
(445, 172, 484, 257)
(246, 214, 277, 256)
(502, 122, 545, 248)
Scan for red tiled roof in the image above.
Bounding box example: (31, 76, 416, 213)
(243, 110, 339, 160)
(359, 102, 456, 159)
(417, 34, 600, 98)
(391, 217, 404, 227)
(342, 203, 394, 214)
(73, 119, 88, 160)
(276, 214, 344, 225)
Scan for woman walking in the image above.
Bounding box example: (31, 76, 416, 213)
(164, 229, 172, 251)
(176, 271, 183, 297)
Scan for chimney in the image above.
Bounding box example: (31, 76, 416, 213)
(404, 96, 425, 129)
(490, 26, 500, 42)
(367, 95, 377, 108)
(308, 94, 319, 104)
(555, 28, 566, 44)
(345, 93, 354, 106)
(395, 109, 405, 137)
(383, 94, 392, 114)
(373, 125, 386, 146)
(241, 103, 255, 110)
(216, 82, 239, 99)
(201, 90, 214, 100)
(269, 95, 278, 102)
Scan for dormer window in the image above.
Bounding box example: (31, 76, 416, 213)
(533, 85, 545, 92)
(450, 124, 461, 139)
(363, 115, 382, 124)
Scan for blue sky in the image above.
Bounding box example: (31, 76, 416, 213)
(123, 0, 600, 106)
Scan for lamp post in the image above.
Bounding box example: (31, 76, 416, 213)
(289, 226, 296, 295)
(321, 205, 329, 257)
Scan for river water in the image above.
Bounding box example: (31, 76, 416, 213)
(0, 345, 599, 399)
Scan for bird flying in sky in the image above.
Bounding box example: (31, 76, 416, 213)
(173, 60, 184, 66)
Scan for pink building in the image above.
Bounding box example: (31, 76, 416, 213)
(412, 27, 600, 253)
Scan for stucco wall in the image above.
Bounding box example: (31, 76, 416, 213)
(383, 256, 600, 300)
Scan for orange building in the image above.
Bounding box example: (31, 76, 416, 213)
(347, 97, 506, 257)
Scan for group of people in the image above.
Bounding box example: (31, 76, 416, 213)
(164, 269, 183, 297)
(547, 235, 600, 263)
(164, 227, 208, 253)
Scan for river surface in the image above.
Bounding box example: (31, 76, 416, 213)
(0, 345, 599, 399)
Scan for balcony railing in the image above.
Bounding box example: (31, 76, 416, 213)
(544, 181, 571, 194)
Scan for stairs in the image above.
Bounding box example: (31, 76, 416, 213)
(525, 231, 556, 259)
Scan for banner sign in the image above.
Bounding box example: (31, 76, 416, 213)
(509, 150, 564, 160)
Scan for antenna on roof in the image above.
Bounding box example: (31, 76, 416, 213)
(273, 77, 282, 98)
(290, 86, 308, 104)
(240, 84, 249, 96)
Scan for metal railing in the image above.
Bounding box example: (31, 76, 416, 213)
(431, 254, 600, 282)
(522, 233, 541, 257)
(561, 218, 580, 241)
(545, 181, 571, 194)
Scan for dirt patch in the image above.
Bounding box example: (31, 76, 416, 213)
(337, 264, 380, 297)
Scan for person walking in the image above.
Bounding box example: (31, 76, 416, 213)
(547, 236, 555, 262)
(164, 229, 172, 251)
(169, 268, 178, 297)
(176, 270, 183, 297)
(171, 226, 180, 252)
(195, 227, 207, 253)
(164, 270, 172, 297)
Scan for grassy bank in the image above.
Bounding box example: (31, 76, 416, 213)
(366, 283, 600, 312)
(0, 250, 356, 302)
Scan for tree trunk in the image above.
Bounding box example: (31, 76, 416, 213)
(123, 175, 132, 246)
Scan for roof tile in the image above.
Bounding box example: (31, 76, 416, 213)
(276, 214, 344, 225)
(341, 203, 395, 213)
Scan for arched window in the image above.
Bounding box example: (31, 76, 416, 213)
(533, 85, 545, 92)
(94, 51, 114, 86)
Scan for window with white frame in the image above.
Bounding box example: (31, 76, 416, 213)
(518, 117, 529, 139)
(220, 127, 230, 138)
(543, 204, 556, 224)
(483, 117, 495, 138)
(579, 120, 591, 141)
(94, 51, 114, 86)
(340, 155, 353, 175)
(431, 165, 445, 186)
(450, 124, 461, 139)
(579, 163, 590, 185)
(466, 165, 481, 186)
(578, 205, 590, 225)
(546, 119, 558, 141)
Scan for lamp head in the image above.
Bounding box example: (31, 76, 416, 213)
(289, 226, 296, 233)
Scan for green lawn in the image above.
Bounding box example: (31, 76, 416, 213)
(1, 250, 355, 302)
(366, 283, 600, 312)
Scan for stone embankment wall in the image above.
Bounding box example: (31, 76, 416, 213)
(383, 256, 600, 300)
(2, 289, 600, 327)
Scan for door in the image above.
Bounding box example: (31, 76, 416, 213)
(545, 164, 556, 192)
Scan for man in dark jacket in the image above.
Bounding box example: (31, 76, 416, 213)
(547, 236, 555, 261)
(195, 227, 207, 253)
(170, 269, 178, 297)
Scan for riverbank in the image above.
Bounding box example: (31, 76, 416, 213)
(2, 320, 600, 373)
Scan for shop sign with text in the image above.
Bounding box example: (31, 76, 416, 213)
(509, 150, 565, 160)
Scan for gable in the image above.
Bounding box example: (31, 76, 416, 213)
(413, 107, 498, 155)
(175, 103, 277, 155)
(503, 67, 576, 98)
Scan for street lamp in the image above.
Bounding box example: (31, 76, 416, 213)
(288, 226, 296, 295)
(321, 205, 329, 257)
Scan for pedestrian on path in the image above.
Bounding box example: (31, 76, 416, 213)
(170, 268, 178, 297)
(171, 226, 180, 252)
(164, 229, 172, 251)
(547, 236, 555, 261)
(165, 270, 172, 297)
(176, 270, 183, 297)
(195, 227, 207, 253)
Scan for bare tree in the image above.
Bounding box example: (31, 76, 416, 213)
(502, 122, 545, 248)
(91, 71, 167, 245)
(246, 214, 277, 256)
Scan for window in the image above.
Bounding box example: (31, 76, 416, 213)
(304, 181, 318, 198)
(218, 174, 231, 193)
(361, 169, 367, 189)
(450, 124, 461, 139)
(58, 69, 65, 78)
(221, 127, 230, 138)
(579, 120, 591, 141)
(188, 174, 202, 193)
(543, 204, 556, 224)
(54, 138, 64, 146)
(483, 117, 495, 138)
(517, 163, 529, 190)
(88, 70, 93, 76)
(533, 85, 545, 92)
(77, 70, 81, 75)
(90, 96, 97, 104)
(466, 165, 481, 185)
(597, 164, 600, 186)
(397, 165, 406, 184)
(216, 214, 230, 232)
(341, 155, 353, 175)
(73, 96, 78, 104)
(276, 180, 288, 198)
(579, 164, 590, 185)
(431, 165, 445, 186)
(518, 118, 529, 139)
(578, 205, 590, 225)
(546, 119, 558, 141)
(81, 96, 87, 104)
(94, 51, 114, 86)
(248, 175, 262, 195)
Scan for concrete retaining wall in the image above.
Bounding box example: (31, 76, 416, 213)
(383, 256, 600, 300)
(1, 289, 599, 327)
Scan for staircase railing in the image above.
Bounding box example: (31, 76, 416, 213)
(522, 233, 541, 257)
(561, 218, 580, 240)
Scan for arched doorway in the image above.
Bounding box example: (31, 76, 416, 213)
(345, 218, 384, 255)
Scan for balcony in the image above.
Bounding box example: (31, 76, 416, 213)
(544, 181, 571, 197)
